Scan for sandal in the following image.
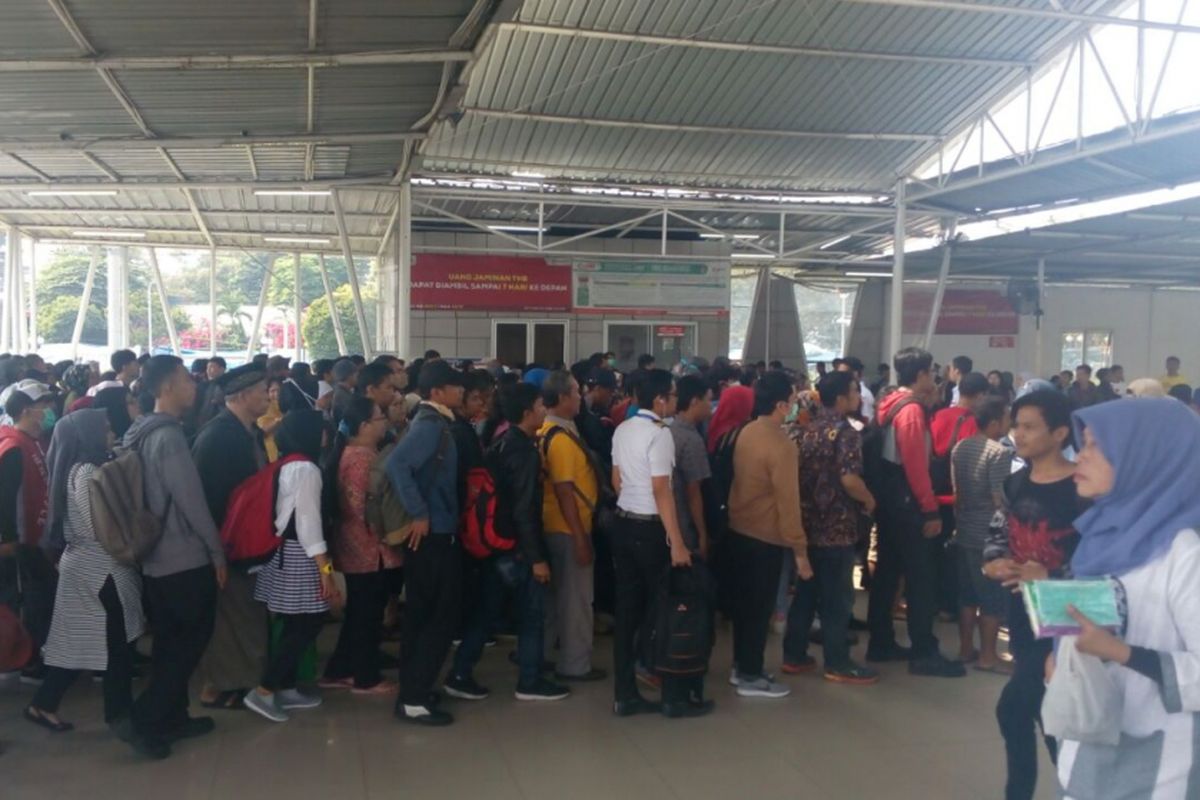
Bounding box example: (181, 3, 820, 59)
(23, 706, 74, 733)
(200, 689, 247, 710)
(973, 662, 1013, 676)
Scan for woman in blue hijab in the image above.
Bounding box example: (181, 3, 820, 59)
(1053, 398, 1200, 799)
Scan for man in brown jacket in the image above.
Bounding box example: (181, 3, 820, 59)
(727, 370, 811, 699)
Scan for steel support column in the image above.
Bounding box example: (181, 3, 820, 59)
(924, 235, 955, 349)
(26, 238, 36, 350)
(11, 229, 24, 352)
(208, 246, 217, 356)
(70, 246, 99, 359)
(1035, 258, 1046, 377)
(293, 251, 303, 361)
(106, 245, 128, 351)
(394, 182, 412, 358)
(246, 255, 273, 359)
(888, 182, 907, 358)
(331, 189, 372, 359)
(146, 248, 180, 355)
(317, 254, 346, 356)
(1, 226, 12, 352)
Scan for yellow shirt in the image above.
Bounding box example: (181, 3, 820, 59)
(1161, 374, 1189, 391)
(258, 401, 283, 462)
(539, 418, 598, 535)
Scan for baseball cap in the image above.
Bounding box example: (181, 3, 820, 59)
(0, 378, 53, 406)
(418, 360, 465, 393)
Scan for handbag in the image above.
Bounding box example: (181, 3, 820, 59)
(1041, 635, 1122, 746)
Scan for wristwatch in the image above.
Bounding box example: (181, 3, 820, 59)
(320, 562, 334, 576)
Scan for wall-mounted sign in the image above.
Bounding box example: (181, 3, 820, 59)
(656, 325, 687, 337)
(902, 288, 1019, 335)
(412, 254, 571, 312)
(574, 261, 730, 315)
(989, 335, 1016, 349)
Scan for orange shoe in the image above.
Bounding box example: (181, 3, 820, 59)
(781, 657, 817, 675)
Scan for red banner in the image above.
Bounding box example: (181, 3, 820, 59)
(902, 288, 1018, 335)
(412, 254, 572, 312)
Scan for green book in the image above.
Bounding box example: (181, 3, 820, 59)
(1022, 579, 1121, 639)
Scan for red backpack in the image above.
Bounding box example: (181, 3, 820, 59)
(220, 453, 309, 565)
(460, 465, 511, 559)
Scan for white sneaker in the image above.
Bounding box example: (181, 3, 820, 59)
(729, 670, 775, 687)
(244, 691, 290, 722)
(276, 688, 322, 710)
(736, 677, 791, 699)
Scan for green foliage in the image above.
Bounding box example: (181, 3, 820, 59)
(38, 295, 106, 344)
(303, 283, 376, 359)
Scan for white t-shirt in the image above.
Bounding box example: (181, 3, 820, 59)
(860, 381, 876, 420)
(612, 411, 675, 516)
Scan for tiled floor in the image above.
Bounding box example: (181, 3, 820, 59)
(0, 608, 1057, 800)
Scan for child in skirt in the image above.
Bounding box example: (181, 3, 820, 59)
(244, 410, 342, 723)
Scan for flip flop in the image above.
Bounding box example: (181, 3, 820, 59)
(200, 689, 246, 710)
(23, 706, 74, 733)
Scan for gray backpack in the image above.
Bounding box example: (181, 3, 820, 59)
(89, 448, 167, 565)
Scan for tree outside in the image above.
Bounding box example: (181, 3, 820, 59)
(303, 283, 376, 359)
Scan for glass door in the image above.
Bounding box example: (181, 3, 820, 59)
(493, 320, 569, 368)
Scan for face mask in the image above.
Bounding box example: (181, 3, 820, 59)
(41, 408, 57, 432)
(784, 402, 799, 424)
(607, 358, 616, 368)
(1110, 381, 1126, 395)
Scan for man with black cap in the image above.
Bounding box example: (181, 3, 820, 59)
(578, 368, 616, 472)
(191, 364, 271, 712)
(386, 359, 464, 726)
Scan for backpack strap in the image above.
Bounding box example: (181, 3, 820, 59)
(881, 395, 920, 429)
(539, 424, 609, 514)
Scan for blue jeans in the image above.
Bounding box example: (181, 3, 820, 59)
(452, 554, 546, 689)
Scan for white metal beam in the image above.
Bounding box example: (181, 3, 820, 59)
(1, 131, 425, 153)
(70, 245, 99, 359)
(331, 189, 373, 359)
(837, 0, 1200, 34)
(80, 151, 120, 181)
(1, 152, 51, 182)
(146, 247, 180, 355)
(500, 21, 1035, 69)
(246, 255, 273, 359)
(0, 49, 473, 72)
(462, 107, 941, 142)
(316, 253, 347, 356)
(888, 181, 907, 359)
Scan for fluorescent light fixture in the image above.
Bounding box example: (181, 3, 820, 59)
(819, 234, 852, 250)
(253, 190, 332, 197)
(510, 171, 546, 179)
(263, 236, 330, 245)
(846, 271, 892, 278)
(27, 190, 118, 197)
(487, 225, 546, 233)
(71, 230, 146, 238)
(731, 252, 775, 260)
(700, 233, 759, 240)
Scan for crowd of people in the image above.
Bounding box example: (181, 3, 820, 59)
(1, 345, 1198, 799)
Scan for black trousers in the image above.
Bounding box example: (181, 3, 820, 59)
(997, 595, 1057, 800)
(263, 613, 324, 691)
(133, 565, 217, 739)
(783, 545, 855, 670)
(0, 546, 58, 652)
(396, 535, 462, 708)
(936, 505, 959, 615)
(867, 505, 938, 658)
(324, 569, 395, 688)
(32, 576, 133, 723)
(726, 530, 785, 680)
(611, 517, 690, 704)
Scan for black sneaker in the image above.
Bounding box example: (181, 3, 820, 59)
(908, 654, 967, 678)
(19, 663, 47, 686)
(166, 716, 215, 742)
(395, 705, 454, 726)
(555, 667, 607, 682)
(443, 675, 490, 701)
(515, 679, 570, 702)
(130, 734, 171, 760)
(613, 696, 658, 717)
(865, 643, 912, 663)
(662, 698, 715, 719)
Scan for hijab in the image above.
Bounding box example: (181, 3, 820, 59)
(707, 384, 754, 454)
(44, 408, 109, 552)
(92, 385, 134, 438)
(276, 409, 325, 462)
(1070, 398, 1200, 577)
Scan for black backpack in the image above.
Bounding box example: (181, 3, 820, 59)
(704, 422, 748, 544)
(652, 564, 715, 678)
(929, 412, 970, 498)
(861, 396, 920, 507)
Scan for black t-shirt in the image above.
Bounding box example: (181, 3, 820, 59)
(1004, 468, 1081, 574)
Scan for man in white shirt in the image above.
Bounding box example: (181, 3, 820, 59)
(840, 357, 875, 420)
(610, 369, 709, 719)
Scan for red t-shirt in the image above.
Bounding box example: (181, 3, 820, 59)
(930, 407, 979, 506)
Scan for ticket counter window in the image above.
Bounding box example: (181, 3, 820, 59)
(493, 320, 568, 368)
(604, 322, 696, 372)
